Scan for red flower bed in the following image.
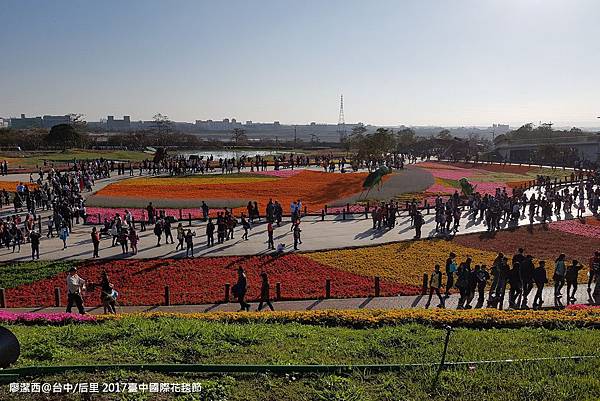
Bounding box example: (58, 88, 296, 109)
(5, 255, 420, 307)
(453, 226, 600, 267)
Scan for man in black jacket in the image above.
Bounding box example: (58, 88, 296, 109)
(519, 255, 535, 309)
(532, 261, 548, 309)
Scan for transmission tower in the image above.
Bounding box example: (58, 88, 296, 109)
(337, 94, 347, 142)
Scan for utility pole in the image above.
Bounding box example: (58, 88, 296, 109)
(293, 125, 297, 150)
(337, 94, 347, 143)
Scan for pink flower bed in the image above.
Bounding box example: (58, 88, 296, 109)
(427, 168, 474, 180)
(426, 183, 456, 195)
(0, 311, 96, 325)
(549, 220, 600, 239)
(252, 169, 302, 178)
(470, 181, 513, 196)
(328, 205, 368, 214)
(86, 207, 204, 224)
(566, 304, 600, 310)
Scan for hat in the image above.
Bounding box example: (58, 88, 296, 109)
(68, 267, 77, 273)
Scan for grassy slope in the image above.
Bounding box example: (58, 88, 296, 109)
(2, 318, 600, 400)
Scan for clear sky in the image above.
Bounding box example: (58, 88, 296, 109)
(1, 0, 599, 127)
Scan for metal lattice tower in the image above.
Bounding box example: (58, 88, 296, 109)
(337, 94, 347, 141)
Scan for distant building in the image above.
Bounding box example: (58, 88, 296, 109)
(9, 114, 72, 129)
(41, 115, 72, 129)
(194, 118, 242, 130)
(106, 115, 131, 131)
(494, 132, 600, 162)
(9, 114, 42, 129)
(0, 118, 8, 128)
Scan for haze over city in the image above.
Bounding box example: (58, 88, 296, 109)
(1, 0, 599, 127)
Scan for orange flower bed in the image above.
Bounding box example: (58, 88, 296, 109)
(0, 181, 36, 192)
(96, 170, 374, 212)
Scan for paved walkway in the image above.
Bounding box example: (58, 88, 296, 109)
(2, 284, 595, 315)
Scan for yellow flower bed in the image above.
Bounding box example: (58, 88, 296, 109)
(304, 240, 498, 286)
(97, 308, 600, 329)
(114, 175, 277, 187)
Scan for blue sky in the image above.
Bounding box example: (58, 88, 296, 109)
(1, 0, 599, 127)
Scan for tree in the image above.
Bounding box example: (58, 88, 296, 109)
(437, 129, 452, 140)
(537, 144, 560, 164)
(231, 128, 248, 147)
(46, 124, 83, 149)
(396, 128, 416, 151)
(152, 113, 173, 136)
(68, 113, 87, 129)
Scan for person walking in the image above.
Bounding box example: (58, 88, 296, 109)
(293, 220, 301, 250)
(456, 257, 472, 309)
(257, 272, 275, 311)
(566, 260, 583, 304)
(100, 270, 117, 314)
(532, 261, 548, 309)
(175, 223, 185, 251)
(474, 264, 490, 308)
(46, 216, 54, 238)
(588, 251, 600, 293)
(413, 210, 424, 239)
(91, 227, 100, 258)
(185, 229, 196, 257)
(59, 224, 69, 250)
(444, 252, 457, 297)
(489, 252, 504, 299)
(519, 255, 535, 309)
(206, 218, 215, 247)
(425, 264, 444, 308)
(153, 219, 163, 247)
(128, 226, 139, 255)
(241, 214, 250, 240)
(233, 267, 251, 312)
(164, 218, 174, 244)
(66, 267, 86, 315)
(118, 228, 128, 255)
(30, 229, 41, 260)
(554, 254, 567, 304)
(201, 201, 209, 221)
(267, 221, 275, 250)
(508, 262, 522, 309)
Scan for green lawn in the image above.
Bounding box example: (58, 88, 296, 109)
(1, 149, 150, 168)
(1, 318, 599, 400)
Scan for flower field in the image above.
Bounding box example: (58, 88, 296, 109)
(4, 255, 418, 308)
(413, 162, 572, 200)
(305, 240, 498, 285)
(0, 181, 36, 192)
(92, 170, 375, 213)
(549, 219, 600, 239)
(3, 308, 600, 329)
(4, 215, 599, 308)
(86, 206, 206, 224)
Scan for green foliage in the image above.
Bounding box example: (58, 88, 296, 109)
(46, 124, 85, 149)
(349, 128, 397, 164)
(7, 318, 600, 368)
(0, 260, 76, 289)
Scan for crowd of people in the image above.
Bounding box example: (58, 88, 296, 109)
(424, 248, 600, 310)
(1, 154, 599, 316)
